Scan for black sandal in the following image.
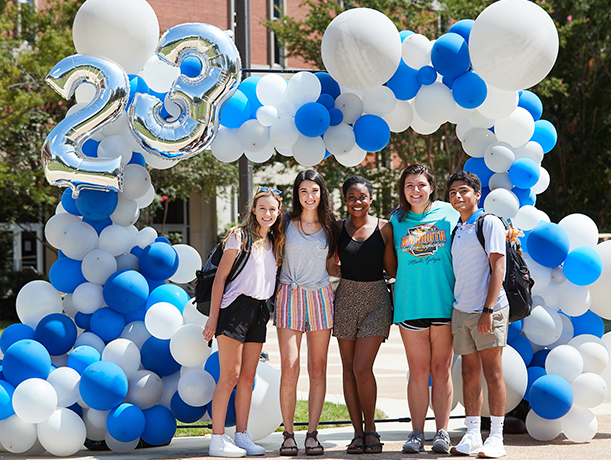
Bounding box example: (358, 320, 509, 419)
(305, 430, 324, 456)
(364, 431, 384, 454)
(279, 431, 298, 456)
(346, 434, 365, 454)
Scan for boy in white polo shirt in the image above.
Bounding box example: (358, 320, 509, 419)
(446, 171, 509, 458)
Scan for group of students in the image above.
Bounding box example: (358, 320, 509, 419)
(202, 165, 510, 459)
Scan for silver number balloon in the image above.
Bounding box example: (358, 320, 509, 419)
(129, 23, 242, 160)
(41, 54, 129, 195)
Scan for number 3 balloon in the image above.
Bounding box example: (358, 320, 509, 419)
(42, 54, 129, 194)
(129, 23, 242, 160)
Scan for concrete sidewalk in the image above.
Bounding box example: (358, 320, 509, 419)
(2, 325, 609, 459)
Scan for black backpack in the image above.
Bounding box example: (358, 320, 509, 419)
(453, 213, 534, 323)
(194, 229, 252, 316)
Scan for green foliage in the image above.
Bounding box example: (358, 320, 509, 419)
(287, 399, 386, 430)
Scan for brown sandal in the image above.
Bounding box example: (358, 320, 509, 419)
(346, 434, 365, 454)
(305, 430, 324, 456)
(279, 431, 299, 456)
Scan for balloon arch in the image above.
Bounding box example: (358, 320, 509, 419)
(1, 0, 609, 456)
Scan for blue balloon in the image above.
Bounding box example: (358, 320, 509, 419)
(441, 75, 455, 89)
(385, 61, 421, 100)
(82, 217, 113, 235)
(509, 335, 533, 366)
(128, 151, 146, 167)
(353, 115, 390, 152)
(74, 312, 92, 330)
(478, 186, 491, 209)
(146, 284, 190, 312)
(238, 76, 262, 118)
(452, 71, 487, 109)
(90, 307, 125, 342)
(531, 349, 550, 368)
(180, 55, 202, 77)
(3, 339, 52, 386)
(80, 360, 128, 411)
(518, 229, 531, 253)
(140, 337, 180, 377)
(122, 305, 146, 323)
(524, 366, 547, 402)
(204, 351, 220, 383)
(431, 33, 470, 78)
(107, 403, 146, 442)
(131, 245, 144, 258)
(141, 405, 177, 446)
(530, 120, 557, 153)
(0, 380, 15, 420)
(103, 269, 149, 314)
(76, 189, 119, 221)
(512, 187, 536, 207)
(294, 102, 330, 137)
(315, 72, 341, 99)
(463, 158, 494, 188)
(0, 323, 35, 353)
(219, 89, 251, 128)
(316, 93, 335, 110)
(49, 257, 87, 294)
(61, 189, 81, 216)
(508, 158, 540, 189)
(68, 345, 101, 374)
(563, 247, 603, 286)
(399, 30, 414, 41)
(571, 310, 604, 338)
(146, 277, 166, 293)
(529, 374, 573, 419)
(449, 19, 474, 43)
(518, 90, 543, 121)
(507, 320, 522, 342)
(155, 236, 171, 244)
(328, 108, 344, 126)
(35, 313, 78, 356)
(527, 221, 570, 268)
(417, 65, 437, 86)
(170, 391, 207, 423)
(139, 242, 179, 281)
(81, 139, 99, 157)
(128, 74, 149, 107)
(225, 388, 237, 427)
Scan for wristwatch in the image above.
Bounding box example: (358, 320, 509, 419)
(482, 307, 494, 314)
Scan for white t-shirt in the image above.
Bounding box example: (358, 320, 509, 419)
(220, 231, 278, 309)
(452, 213, 509, 313)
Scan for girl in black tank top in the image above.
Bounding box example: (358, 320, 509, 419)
(338, 219, 386, 282)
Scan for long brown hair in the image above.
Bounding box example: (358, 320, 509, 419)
(223, 189, 285, 264)
(396, 163, 437, 223)
(290, 169, 338, 255)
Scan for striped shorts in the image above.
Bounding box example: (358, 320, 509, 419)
(274, 283, 334, 332)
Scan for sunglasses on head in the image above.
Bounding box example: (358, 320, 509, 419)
(257, 187, 281, 195)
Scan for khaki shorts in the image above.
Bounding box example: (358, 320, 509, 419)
(451, 306, 509, 355)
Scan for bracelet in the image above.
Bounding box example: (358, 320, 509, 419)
(482, 307, 494, 314)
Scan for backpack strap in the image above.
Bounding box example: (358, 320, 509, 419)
(226, 228, 252, 284)
(474, 212, 492, 254)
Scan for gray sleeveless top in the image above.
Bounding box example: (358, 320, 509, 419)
(279, 220, 331, 291)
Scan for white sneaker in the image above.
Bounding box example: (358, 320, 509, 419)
(209, 434, 247, 458)
(477, 435, 506, 458)
(234, 430, 265, 456)
(450, 431, 483, 456)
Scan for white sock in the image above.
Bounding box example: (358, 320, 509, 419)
(466, 416, 481, 434)
(490, 416, 504, 439)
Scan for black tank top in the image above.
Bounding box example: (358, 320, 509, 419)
(337, 220, 385, 282)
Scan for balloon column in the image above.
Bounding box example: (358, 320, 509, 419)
(0, 0, 283, 456)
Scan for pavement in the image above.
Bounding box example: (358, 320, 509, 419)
(2, 326, 610, 459)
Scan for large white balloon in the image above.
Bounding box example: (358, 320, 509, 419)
(469, 0, 559, 91)
(362, 86, 396, 117)
(45, 212, 81, 249)
(292, 135, 326, 167)
(321, 8, 401, 90)
(99, 224, 131, 257)
(568, 334, 609, 375)
(13, 378, 58, 424)
(323, 124, 356, 156)
(494, 107, 535, 148)
(561, 406, 598, 443)
(557, 282, 591, 317)
(0, 414, 37, 453)
(414, 82, 455, 125)
(37, 408, 87, 456)
(170, 324, 210, 368)
(589, 241, 611, 319)
(248, 362, 283, 441)
(287, 71, 321, 107)
(335, 145, 368, 167)
(59, 221, 99, 260)
(73, 0, 160, 74)
(211, 127, 243, 163)
(47, 367, 81, 408)
(525, 409, 562, 441)
(462, 128, 497, 158)
(82, 249, 118, 285)
(383, 99, 413, 133)
(16, 280, 63, 328)
(125, 370, 164, 410)
(401, 33, 432, 69)
(335, 92, 363, 124)
(522, 305, 562, 346)
(571, 373, 607, 408)
(483, 188, 519, 219)
(102, 338, 142, 377)
(169, 244, 202, 284)
(558, 213, 599, 251)
(546, 344, 584, 383)
(177, 369, 216, 407)
(145, 302, 184, 340)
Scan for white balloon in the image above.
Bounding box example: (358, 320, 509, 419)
(135, 184, 156, 209)
(287, 71, 321, 107)
(136, 226, 158, 248)
(125, 370, 164, 410)
(383, 99, 413, 133)
(111, 194, 139, 227)
(59, 220, 99, 260)
(86, 408, 109, 430)
(514, 141, 544, 165)
(13, 378, 57, 424)
(99, 224, 131, 256)
(462, 128, 497, 158)
(568, 334, 609, 375)
(159, 372, 181, 409)
(0, 414, 37, 453)
(120, 321, 151, 349)
(469, 110, 495, 129)
(102, 338, 141, 377)
(72, 282, 104, 314)
(255, 74, 287, 106)
(74, 332, 105, 354)
(410, 110, 441, 135)
(483, 187, 519, 219)
(546, 344, 584, 383)
(414, 82, 456, 126)
(362, 86, 396, 117)
(170, 324, 210, 367)
(548, 313, 574, 348)
(140, 55, 180, 93)
(248, 362, 283, 441)
(16, 280, 63, 328)
(558, 214, 599, 251)
(469, 0, 559, 91)
(211, 127, 244, 163)
(488, 172, 513, 191)
(141, 149, 179, 170)
(522, 305, 562, 346)
(511, 205, 540, 231)
(98, 134, 132, 164)
(116, 253, 140, 272)
(449, 105, 475, 124)
(335, 93, 363, 124)
(276, 100, 296, 118)
(292, 135, 326, 167)
(401, 33, 432, 69)
(256, 105, 279, 127)
(589, 241, 611, 319)
(269, 119, 299, 149)
(82, 249, 117, 285)
(47, 367, 81, 408)
(532, 166, 550, 194)
(494, 107, 535, 148)
(62, 294, 79, 319)
(525, 409, 562, 441)
(323, 124, 356, 156)
(38, 408, 87, 456)
(238, 119, 270, 153)
(45, 212, 81, 249)
(177, 369, 216, 407)
(105, 430, 140, 453)
(477, 85, 519, 120)
(484, 142, 515, 173)
(182, 299, 208, 328)
(145, 302, 184, 340)
(244, 140, 275, 164)
(571, 373, 607, 408)
(169, 244, 202, 284)
(523, 253, 551, 292)
(335, 144, 368, 167)
(561, 406, 598, 443)
(122, 164, 151, 201)
(551, 266, 567, 284)
(322, 8, 401, 91)
(557, 281, 591, 317)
